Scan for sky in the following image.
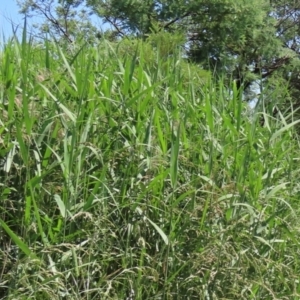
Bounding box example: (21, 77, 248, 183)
(0, 0, 107, 40)
(0, 1, 27, 39)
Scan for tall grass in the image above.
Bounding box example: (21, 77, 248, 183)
(1, 33, 300, 300)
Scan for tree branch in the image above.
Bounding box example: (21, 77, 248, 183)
(103, 16, 125, 36)
(161, 11, 192, 30)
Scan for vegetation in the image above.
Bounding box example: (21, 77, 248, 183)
(1, 24, 300, 299)
(16, 0, 300, 108)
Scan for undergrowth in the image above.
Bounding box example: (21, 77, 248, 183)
(1, 32, 300, 299)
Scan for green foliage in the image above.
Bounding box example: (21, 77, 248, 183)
(1, 31, 300, 299)
(114, 30, 185, 61)
(86, 0, 187, 36)
(16, 0, 300, 109)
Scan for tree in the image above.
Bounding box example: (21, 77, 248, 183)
(85, 0, 189, 37)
